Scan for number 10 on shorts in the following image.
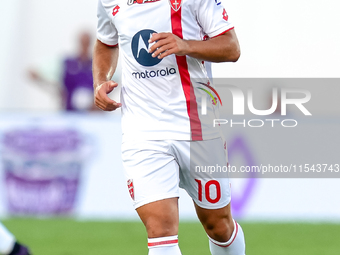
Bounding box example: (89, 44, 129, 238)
(195, 179, 221, 204)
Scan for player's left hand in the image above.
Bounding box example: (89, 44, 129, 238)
(148, 33, 189, 59)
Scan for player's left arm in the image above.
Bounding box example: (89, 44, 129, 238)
(148, 29, 240, 63)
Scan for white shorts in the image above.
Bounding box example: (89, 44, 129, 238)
(121, 137, 231, 209)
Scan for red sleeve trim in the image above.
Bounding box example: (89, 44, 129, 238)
(103, 42, 118, 47)
(211, 27, 234, 38)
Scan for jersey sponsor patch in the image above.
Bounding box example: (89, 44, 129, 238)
(127, 0, 160, 5)
(132, 67, 176, 79)
(131, 29, 162, 67)
(169, 0, 182, 12)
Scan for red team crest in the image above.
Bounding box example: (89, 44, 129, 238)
(127, 179, 135, 200)
(169, 0, 182, 12)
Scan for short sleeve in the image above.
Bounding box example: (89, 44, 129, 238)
(97, 0, 119, 46)
(197, 0, 234, 38)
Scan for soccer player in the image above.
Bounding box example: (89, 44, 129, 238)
(0, 222, 30, 255)
(93, 0, 245, 254)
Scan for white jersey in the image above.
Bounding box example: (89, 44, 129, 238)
(97, 0, 234, 141)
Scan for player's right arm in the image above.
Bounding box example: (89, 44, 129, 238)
(93, 40, 121, 111)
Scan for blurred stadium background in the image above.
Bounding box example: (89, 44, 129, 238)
(0, 0, 340, 254)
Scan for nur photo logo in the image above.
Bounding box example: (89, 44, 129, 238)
(198, 81, 312, 128)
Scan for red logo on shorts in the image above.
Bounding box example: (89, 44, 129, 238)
(127, 179, 135, 200)
(169, 0, 182, 12)
(112, 5, 120, 16)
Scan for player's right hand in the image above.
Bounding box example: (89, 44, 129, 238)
(94, 81, 122, 111)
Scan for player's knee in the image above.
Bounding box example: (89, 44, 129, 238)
(145, 220, 178, 238)
(204, 217, 234, 242)
(146, 226, 178, 238)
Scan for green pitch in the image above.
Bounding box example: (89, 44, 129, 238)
(2, 218, 340, 255)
